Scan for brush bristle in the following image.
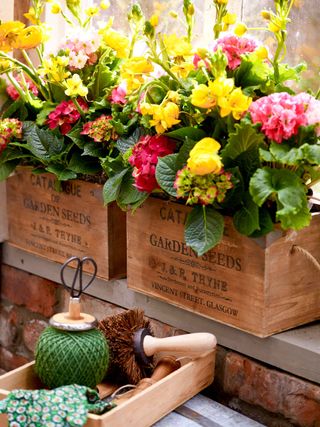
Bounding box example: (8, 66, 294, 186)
(98, 308, 154, 384)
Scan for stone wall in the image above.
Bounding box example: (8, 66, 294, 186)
(1, 263, 320, 426)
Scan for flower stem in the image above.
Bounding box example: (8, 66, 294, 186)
(72, 98, 86, 118)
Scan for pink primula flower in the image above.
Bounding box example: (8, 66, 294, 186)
(214, 34, 257, 70)
(129, 134, 176, 192)
(47, 99, 88, 135)
(249, 92, 308, 143)
(110, 85, 127, 105)
(296, 92, 320, 136)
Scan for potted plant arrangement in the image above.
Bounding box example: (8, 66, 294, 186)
(101, 0, 320, 335)
(0, 0, 141, 278)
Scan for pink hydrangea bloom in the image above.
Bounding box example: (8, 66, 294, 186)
(0, 118, 22, 153)
(46, 99, 88, 135)
(6, 78, 39, 100)
(129, 135, 176, 192)
(81, 115, 117, 142)
(110, 85, 127, 105)
(214, 35, 257, 70)
(249, 92, 308, 143)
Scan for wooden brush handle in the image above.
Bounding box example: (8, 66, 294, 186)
(115, 357, 180, 404)
(143, 332, 217, 357)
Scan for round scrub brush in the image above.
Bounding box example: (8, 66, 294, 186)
(98, 308, 216, 384)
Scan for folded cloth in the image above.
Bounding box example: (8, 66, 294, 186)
(0, 384, 115, 426)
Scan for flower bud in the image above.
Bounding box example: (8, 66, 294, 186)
(51, 3, 61, 14)
(261, 10, 271, 20)
(100, 1, 110, 10)
(255, 46, 268, 60)
(150, 14, 159, 27)
(169, 11, 178, 19)
(234, 22, 247, 37)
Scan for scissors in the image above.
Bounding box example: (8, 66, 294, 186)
(60, 256, 98, 298)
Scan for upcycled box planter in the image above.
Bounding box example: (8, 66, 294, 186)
(127, 197, 320, 337)
(0, 351, 215, 427)
(6, 168, 126, 280)
(0, 181, 8, 242)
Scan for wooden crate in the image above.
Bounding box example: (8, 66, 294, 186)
(127, 197, 320, 337)
(0, 351, 215, 427)
(0, 181, 8, 242)
(6, 168, 126, 280)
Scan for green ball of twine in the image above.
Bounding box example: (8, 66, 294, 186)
(35, 327, 109, 389)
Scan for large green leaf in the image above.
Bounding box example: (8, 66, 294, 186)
(68, 152, 101, 174)
(185, 206, 224, 256)
(155, 154, 179, 197)
(0, 160, 19, 181)
(233, 193, 259, 236)
(118, 171, 148, 207)
(82, 142, 105, 158)
(277, 201, 311, 230)
(103, 169, 128, 205)
(46, 165, 77, 181)
(235, 55, 270, 89)
(24, 123, 64, 161)
(36, 102, 56, 126)
(116, 128, 142, 154)
(165, 127, 206, 141)
(221, 122, 265, 161)
(250, 207, 274, 238)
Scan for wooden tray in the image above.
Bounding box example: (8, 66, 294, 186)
(6, 168, 126, 280)
(0, 351, 215, 427)
(127, 197, 320, 337)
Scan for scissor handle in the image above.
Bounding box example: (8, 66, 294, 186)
(60, 256, 98, 298)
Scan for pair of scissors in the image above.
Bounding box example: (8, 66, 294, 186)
(60, 256, 98, 298)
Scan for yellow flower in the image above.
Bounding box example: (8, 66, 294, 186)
(255, 46, 268, 60)
(222, 13, 237, 25)
(39, 56, 70, 82)
(51, 3, 62, 14)
(191, 84, 216, 109)
(0, 59, 11, 72)
(141, 101, 180, 134)
(167, 91, 180, 103)
(234, 22, 247, 36)
(188, 152, 223, 175)
(163, 34, 193, 58)
(209, 77, 234, 98)
(218, 88, 252, 120)
(0, 21, 25, 51)
(150, 14, 159, 27)
(188, 138, 223, 175)
(85, 6, 100, 17)
(24, 7, 38, 24)
(120, 57, 154, 92)
(64, 74, 88, 97)
(215, 0, 228, 3)
(102, 28, 130, 59)
(169, 11, 178, 18)
(261, 10, 271, 20)
(171, 61, 194, 78)
(190, 138, 221, 155)
(100, 1, 110, 10)
(14, 26, 44, 50)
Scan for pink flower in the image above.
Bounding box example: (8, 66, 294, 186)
(110, 85, 127, 105)
(81, 115, 117, 142)
(214, 35, 257, 70)
(46, 99, 88, 135)
(296, 93, 320, 136)
(129, 134, 176, 192)
(249, 92, 308, 143)
(6, 77, 39, 100)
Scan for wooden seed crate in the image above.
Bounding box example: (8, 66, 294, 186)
(6, 168, 126, 280)
(0, 181, 8, 242)
(0, 351, 215, 427)
(127, 197, 320, 337)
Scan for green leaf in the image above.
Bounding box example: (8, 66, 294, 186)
(68, 152, 101, 175)
(155, 154, 179, 197)
(118, 170, 148, 208)
(269, 142, 303, 165)
(116, 128, 142, 154)
(36, 102, 56, 126)
(2, 99, 23, 119)
(259, 147, 275, 162)
(185, 206, 224, 256)
(277, 201, 311, 230)
(165, 127, 206, 142)
(103, 169, 128, 205)
(82, 142, 105, 158)
(0, 160, 19, 181)
(67, 124, 84, 148)
(233, 193, 259, 236)
(101, 155, 124, 176)
(235, 55, 270, 88)
(23, 123, 64, 161)
(250, 207, 274, 238)
(46, 165, 77, 181)
(221, 122, 265, 161)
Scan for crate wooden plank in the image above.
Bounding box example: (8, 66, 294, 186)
(127, 197, 320, 337)
(0, 351, 215, 427)
(6, 168, 126, 279)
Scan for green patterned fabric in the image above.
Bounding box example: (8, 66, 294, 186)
(0, 384, 115, 427)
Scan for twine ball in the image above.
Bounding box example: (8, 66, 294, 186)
(34, 326, 109, 389)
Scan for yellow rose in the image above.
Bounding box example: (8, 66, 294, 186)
(0, 21, 25, 51)
(188, 152, 223, 175)
(14, 26, 44, 50)
(190, 138, 221, 156)
(122, 57, 154, 74)
(191, 84, 216, 109)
